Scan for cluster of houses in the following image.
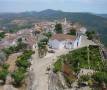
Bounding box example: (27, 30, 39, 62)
(0, 18, 87, 51)
(34, 18, 87, 50)
(0, 29, 36, 50)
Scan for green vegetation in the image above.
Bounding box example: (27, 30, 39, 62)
(86, 31, 96, 40)
(54, 45, 105, 87)
(54, 45, 102, 72)
(11, 68, 25, 87)
(3, 46, 17, 55)
(53, 58, 62, 73)
(0, 32, 5, 40)
(2, 39, 28, 56)
(43, 32, 52, 40)
(0, 69, 8, 82)
(16, 50, 34, 70)
(16, 59, 30, 70)
(11, 50, 34, 86)
(2, 64, 10, 70)
(69, 45, 102, 70)
(0, 64, 9, 83)
(55, 23, 63, 33)
(79, 75, 90, 82)
(38, 38, 48, 58)
(40, 38, 48, 45)
(0, 37, 34, 87)
(92, 72, 107, 84)
(67, 28, 76, 35)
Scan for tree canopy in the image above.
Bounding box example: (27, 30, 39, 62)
(55, 23, 63, 33)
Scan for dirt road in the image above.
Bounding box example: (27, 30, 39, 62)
(30, 49, 68, 90)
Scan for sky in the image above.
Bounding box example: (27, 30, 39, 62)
(0, 0, 107, 14)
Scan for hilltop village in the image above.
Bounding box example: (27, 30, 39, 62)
(0, 18, 107, 90)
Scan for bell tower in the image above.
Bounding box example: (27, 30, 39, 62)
(64, 18, 67, 25)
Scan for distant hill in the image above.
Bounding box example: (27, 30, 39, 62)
(0, 9, 107, 46)
(97, 14, 107, 18)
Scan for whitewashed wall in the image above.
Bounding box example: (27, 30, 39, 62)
(49, 39, 74, 49)
(73, 36, 82, 48)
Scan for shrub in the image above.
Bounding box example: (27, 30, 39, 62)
(53, 59, 62, 73)
(11, 69, 25, 87)
(0, 69, 8, 82)
(79, 75, 90, 82)
(2, 64, 9, 70)
(92, 72, 107, 84)
(16, 59, 30, 69)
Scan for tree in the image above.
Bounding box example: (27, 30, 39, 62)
(43, 32, 52, 40)
(17, 38, 22, 44)
(38, 42, 48, 58)
(68, 28, 76, 35)
(55, 23, 63, 33)
(16, 42, 28, 51)
(86, 31, 96, 40)
(40, 38, 48, 44)
(11, 69, 25, 86)
(38, 38, 48, 58)
(0, 32, 5, 40)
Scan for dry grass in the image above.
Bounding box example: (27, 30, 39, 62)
(6, 53, 22, 73)
(63, 64, 77, 81)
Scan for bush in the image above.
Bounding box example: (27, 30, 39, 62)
(2, 64, 9, 70)
(16, 59, 30, 69)
(92, 72, 107, 84)
(43, 32, 52, 39)
(16, 50, 33, 69)
(86, 31, 96, 40)
(53, 59, 62, 73)
(0, 69, 8, 82)
(11, 69, 25, 87)
(0, 32, 5, 40)
(79, 75, 90, 82)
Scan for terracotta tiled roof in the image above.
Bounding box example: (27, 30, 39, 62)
(51, 34, 76, 41)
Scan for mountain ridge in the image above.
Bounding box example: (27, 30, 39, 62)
(96, 14, 107, 18)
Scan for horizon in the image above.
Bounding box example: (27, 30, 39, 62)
(0, 0, 107, 14)
(0, 9, 107, 14)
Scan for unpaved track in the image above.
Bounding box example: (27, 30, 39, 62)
(30, 49, 68, 90)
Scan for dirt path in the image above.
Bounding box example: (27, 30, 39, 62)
(6, 53, 22, 72)
(30, 49, 69, 90)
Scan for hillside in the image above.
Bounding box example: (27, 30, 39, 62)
(97, 14, 107, 18)
(0, 9, 107, 45)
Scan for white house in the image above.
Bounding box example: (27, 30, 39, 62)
(49, 34, 77, 49)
